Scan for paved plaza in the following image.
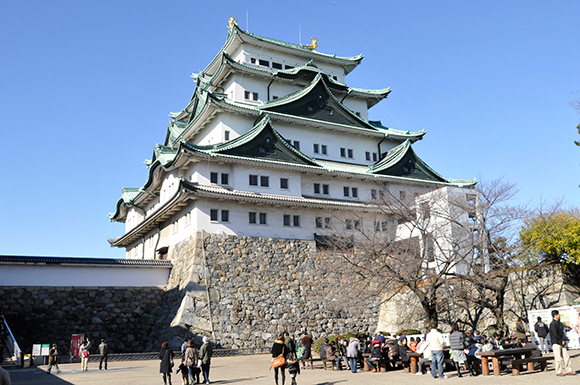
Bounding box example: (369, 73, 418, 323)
(5, 353, 580, 385)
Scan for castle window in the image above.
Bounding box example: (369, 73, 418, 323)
(284, 215, 291, 226)
(347, 149, 353, 158)
(343, 187, 350, 197)
(333, 75, 338, 80)
(340, 148, 346, 157)
(259, 59, 269, 67)
(244, 91, 250, 99)
(321, 145, 327, 155)
(250, 57, 256, 64)
(326, 108, 333, 115)
(313, 143, 319, 153)
(210, 172, 218, 184)
(249, 175, 258, 186)
(399, 191, 406, 200)
(322, 184, 329, 195)
(325, 217, 331, 228)
(356, 111, 361, 117)
(249, 212, 257, 224)
(371, 189, 377, 200)
(352, 187, 358, 198)
(280, 178, 289, 189)
(354, 220, 361, 230)
(346, 219, 353, 230)
(221, 210, 229, 222)
(221, 173, 229, 185)
(316, 217, 323, 228)
(366, 151, 371, 161)
(373, 152, 378, 162)
(260, 176, 269, 187)
(259, 213, 268, 225)
(314, 183, 321, 194)
(293, 215, 301, 227)
(252, 92, 258, 101)
(210, 209, 219, 221)
(224, 130, 230, 141)
(293, 141, 300, 150)
(272, 62, 282, 70)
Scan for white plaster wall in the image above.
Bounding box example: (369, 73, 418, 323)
(0, 265, 170, 287)
(341, 98, 369, 121)
(274, 121, 382, 165)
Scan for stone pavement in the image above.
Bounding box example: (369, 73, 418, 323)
(5, 353, 580, 385)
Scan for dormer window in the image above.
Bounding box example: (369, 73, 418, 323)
(326, 108, 333, 115)
(272, 62, 282, 70)
(259, 59, 269, 67)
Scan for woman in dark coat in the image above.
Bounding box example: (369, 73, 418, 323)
(159, 341, 174, 385)
(272, 335, 289, 385)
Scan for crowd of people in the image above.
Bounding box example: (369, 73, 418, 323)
(269, 310, 578, 383)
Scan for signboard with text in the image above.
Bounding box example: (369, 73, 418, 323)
(528, 306, 580, 350)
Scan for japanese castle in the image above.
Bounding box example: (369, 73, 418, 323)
(108, 17, 476, 262)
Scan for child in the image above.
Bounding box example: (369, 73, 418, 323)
(176, 360, 189, 385)
(287, 355, 300, 385)
(191, 364, 201, 384)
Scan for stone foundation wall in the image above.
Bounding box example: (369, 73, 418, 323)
(0, 286, 168, 354)
(167, 233, 380, 349)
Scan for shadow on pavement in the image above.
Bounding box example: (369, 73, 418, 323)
(211, 376, 267, 384)
(8, 368, 74, 385)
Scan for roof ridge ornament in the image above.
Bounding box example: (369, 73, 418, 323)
(306, 37, 319, 50)
(227, 16, 237, 30)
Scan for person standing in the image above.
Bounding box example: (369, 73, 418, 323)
(47, 344, 61, 374)
(199, 336, 213, 384)
(79, 338, 91, 372)
(271, 335, 288, 385)
(159, 341, 174, 385)
(549, 310, 574, 376)
(346, 336, 361, 373)
(98, 339, 109, 370)
(283, 332, 295, 356)
(426, 323, 447, 379)
(184, 340, 199, 384)
(449, 323, 466, 377)
(534, 316, 549, 354)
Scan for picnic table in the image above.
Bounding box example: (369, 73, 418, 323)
(478, 347, 539, 376)
(408, 349, 453, 374)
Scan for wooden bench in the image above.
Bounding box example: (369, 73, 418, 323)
(510, 357, 552, 375)
(322, 359, 334, 370)
(300, 357, 320, 369)
(424, 358, 455, 372)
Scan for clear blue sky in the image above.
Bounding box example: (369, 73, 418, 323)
(1, 1, 579, 258)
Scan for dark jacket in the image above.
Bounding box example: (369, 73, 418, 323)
(449, 331, 465, 350)
(319, 343, 328, 359)
(397, 342, 411, 362)
(159, 347, 174, 374)
(550, 318, 567, 346)
(535, 321, 548, 338)
(370, 345, 383, 360)
(272, 341, 288, 358)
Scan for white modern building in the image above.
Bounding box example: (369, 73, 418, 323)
(108, 18, 477, 264)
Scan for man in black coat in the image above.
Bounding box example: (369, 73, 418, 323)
(549, 310, 574, 376)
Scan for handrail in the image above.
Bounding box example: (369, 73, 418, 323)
(1, 315, 22, 367)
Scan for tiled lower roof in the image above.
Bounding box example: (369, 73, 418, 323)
(0, 255, 172, 267)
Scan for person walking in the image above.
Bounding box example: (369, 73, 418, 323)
(184, 340, 199, 384)
(549, 310, 575, 376)
(534, 316, 549, 354)
(346, 336, 361, 373)
(199, 336, 213, 384)
(159, 341, 174, 385)
(271, 335, 288, 385)
(47, 344, 61, 374)
(79, 338, 91, 372)
(98, 339, 109, 370)
(426, 323, 447, 379)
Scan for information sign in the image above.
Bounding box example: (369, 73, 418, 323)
(32, 344, 41, 356)
(41, 344, 50, 356)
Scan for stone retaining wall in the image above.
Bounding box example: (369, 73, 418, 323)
(0, 286, 168, 354)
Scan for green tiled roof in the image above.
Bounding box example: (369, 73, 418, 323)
(181, 115, 321, 167)
(369, 120, 425, 139)
(121, 188, 141, 203)
(229, 23, 363, 65)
